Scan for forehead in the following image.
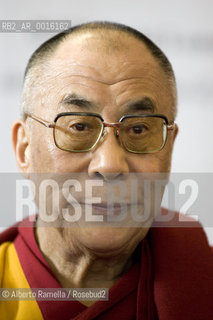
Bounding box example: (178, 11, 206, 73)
(53, 31, 160, 82)
(36, 31, 174, 118)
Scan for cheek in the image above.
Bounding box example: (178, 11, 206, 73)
(129, 151, 173, 173)
(49, 152, 90, 172)
(28, 126, 90, 172)
(30, 136, 91, 173)
(28, 126, 58, 171)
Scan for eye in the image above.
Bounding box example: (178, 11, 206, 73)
(131, 124, 147, 134)
(72, 123, 87, 131)
(68, 122, 92, 133)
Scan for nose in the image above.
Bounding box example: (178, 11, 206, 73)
(88, 128, 129, 181)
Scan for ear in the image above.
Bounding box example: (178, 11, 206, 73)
(12, 119, 30, 173)
(173, 123, 179, 141)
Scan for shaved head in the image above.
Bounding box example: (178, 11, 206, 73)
(21, 21, 177, 119)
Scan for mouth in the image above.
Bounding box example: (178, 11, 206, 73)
(80, 202, 140, 215)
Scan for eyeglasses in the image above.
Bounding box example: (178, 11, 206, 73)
(25, 112, 175, 154)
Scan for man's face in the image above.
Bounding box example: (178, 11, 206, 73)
(21, 31, 178, 252)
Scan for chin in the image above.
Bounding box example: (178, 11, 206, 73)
(77, 227, 143, 254)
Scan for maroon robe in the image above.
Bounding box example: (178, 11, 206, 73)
(1, 210, 213, 319)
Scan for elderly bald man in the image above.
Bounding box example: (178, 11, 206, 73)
(0, 21, 213, 320)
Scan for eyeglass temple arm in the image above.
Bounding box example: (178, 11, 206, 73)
(25, 113, 55, 128)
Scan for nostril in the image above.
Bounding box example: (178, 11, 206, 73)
(94, 171, 124, 181)
(95, 172, 103, 179)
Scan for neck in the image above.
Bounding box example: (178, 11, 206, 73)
(35, 223, 139, 290)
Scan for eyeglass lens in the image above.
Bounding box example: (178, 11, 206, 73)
(54, 115, 167, 153)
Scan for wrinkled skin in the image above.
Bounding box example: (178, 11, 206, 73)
(12, 30, 178, 305)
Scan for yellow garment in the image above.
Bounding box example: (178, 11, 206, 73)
(0, 242, 43, 320)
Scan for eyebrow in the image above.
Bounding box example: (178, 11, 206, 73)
(60, 93, 96, 110)
(60, 93, 155, 113)
(122, 97, 155, 114)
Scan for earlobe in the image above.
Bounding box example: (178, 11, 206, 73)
(173, 123, 179, 141)
(12, 120, 30, 172)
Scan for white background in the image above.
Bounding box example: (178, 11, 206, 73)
(0, 0, 213, 242)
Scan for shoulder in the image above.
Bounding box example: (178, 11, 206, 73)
(151, 209, 213, 260)
(148, 210, 213, 318)
(0, 241, 15, 286)
(0, 225, 19, 245)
